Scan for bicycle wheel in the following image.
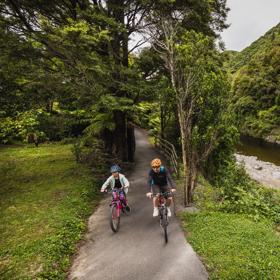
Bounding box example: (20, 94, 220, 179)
(110, 204, 120, 232)
(159, 208, 168, 243)
(162, 209, 168, 243)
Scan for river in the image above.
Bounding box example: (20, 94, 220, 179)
(237, 136, 280, 166)
(235, 136, 280, 189)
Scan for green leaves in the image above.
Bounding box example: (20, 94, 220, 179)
(0, 110, 40, 144)
(229, 23, 280, 140)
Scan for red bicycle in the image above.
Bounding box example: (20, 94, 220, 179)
(108, 188, 130, 232)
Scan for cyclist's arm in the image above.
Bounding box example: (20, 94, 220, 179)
(120, 175, 129, 194)
(100, 176, 112, 192)
(147, 170, 154, 193)
(121, 174, 129, 188)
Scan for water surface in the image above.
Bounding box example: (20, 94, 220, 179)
(236, 136, 280, 166)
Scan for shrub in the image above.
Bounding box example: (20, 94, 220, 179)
(0, 110, 41, 144)
(213, 161, 280, 223)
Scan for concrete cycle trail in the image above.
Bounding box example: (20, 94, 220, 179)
(69, 128, 208, 280)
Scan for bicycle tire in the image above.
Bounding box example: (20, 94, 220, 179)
(163, 209, 168, 243)
(110, 204, 120, 232)
(159, 207, 168, 243)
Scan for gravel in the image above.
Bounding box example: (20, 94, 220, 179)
(235, 153, 280, 189)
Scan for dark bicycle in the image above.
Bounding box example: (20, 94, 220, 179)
(108, 188, 131, 233)
(153, 191, 172, 243)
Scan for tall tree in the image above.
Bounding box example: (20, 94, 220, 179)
(0, 1, 150, 161)
(145, 3, 230, 205)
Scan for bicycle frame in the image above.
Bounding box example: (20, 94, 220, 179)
(109, 188, 127, 232)
(153, 191, 171, 243)
(111, 190, 121, 213)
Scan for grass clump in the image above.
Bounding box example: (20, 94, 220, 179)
(182, 211, 280, 280)
(180, 163, 280, 279)
(0, 143, 101, 279)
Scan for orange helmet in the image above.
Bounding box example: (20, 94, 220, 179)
(151, 158, 161, 167)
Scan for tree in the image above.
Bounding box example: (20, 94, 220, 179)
(0, 1, 147, 161)
(147, 12, 230, 205)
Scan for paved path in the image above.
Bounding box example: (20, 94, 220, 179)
(69, 128, 208, 280)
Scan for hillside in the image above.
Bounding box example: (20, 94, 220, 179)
(228, 23, 280, 72)
(226, 23, 280, 143)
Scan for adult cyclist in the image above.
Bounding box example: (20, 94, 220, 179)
(146, 158, 176, 217)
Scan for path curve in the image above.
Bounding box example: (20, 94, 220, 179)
(69, 128, 208, 280)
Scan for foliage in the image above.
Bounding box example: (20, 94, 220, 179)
(0, 144, 103, 279)
(162, 28, 232, 204)
(182, 211, 280, 279)
(84, 95, 135, 136)
(0, 109, 91, 144)
(203, 121, 239, 181)
(0, 110, 41, 144)
(176, 31, 231, 161)
(227, 23, 280, 140)
(135, 48, 178, 141)
(37, 109, 90, 141)
(136, 102, 161, 135)
(202, 159, 280, 223)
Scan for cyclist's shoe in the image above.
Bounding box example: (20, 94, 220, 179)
(153, 207, 159, 217)
(167, 207, 172, 217)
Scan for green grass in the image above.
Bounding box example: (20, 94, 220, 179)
(182, 211, 280, 280)
(0, 144, 100, 279)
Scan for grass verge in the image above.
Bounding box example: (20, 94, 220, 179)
(0, 144, 101, 279)
(181, 211, 280, 280)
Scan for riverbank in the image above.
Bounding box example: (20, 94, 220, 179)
(235, 153, 280, 189)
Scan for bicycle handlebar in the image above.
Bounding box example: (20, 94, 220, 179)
(151, 191, 174, 198)
(102, 187, 124, 193)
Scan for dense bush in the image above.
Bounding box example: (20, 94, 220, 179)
(209, 161, 280, 223)
(0, 110, 41, 144)
(0, 109, 90, 144)
(71, 135, 109, 179)
(135, 102, 160, 135)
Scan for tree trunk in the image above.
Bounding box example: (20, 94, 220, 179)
(160, 106, 165, 139)
(186, 166, 192, 205)
(113, 110, 128, 161)
(102, 128, 114, 154)
(127, 124, 135, 162)
(122, 27, 135, 162)
(46, 99, 53, 113)
(185, 154, 199, 205)
(108, 0, 135, 162)
(177, 106, 189, 206)
(190, 167, 198, 203)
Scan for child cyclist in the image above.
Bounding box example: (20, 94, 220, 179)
(146, 158, 176, 217)
(100, 164, 130, 210)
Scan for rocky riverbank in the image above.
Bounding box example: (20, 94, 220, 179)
(235, 154, 280, 189)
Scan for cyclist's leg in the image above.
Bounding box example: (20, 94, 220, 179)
(152, 185, 160, 208)
(159, 185, 172, 206)
(153, 196, 159, 208)
(166, 197, 172, 207)
(152, 185, 160, 217)
(161, 185, 172, 217)
(120, 189, 131, 212)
